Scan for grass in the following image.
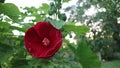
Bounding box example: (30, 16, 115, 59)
(101, 60, 120, 68)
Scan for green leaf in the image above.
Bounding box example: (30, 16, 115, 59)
(0, 0, 5, 3)
(0, 3, 4, 13)
(101, 60, 120, 68)
(28, 58, 42, 67)
(49, 20, 65, 29)
(62, 0, 71, 2)
(0, 43, 14, 62)
(63, 25, 89, 35)
(0, 21, 10, 28)
(11, 59, 31, 68)
(76, 40, 101, 68)
(70, 61, 83, 68)
(40, 3, 50, 14)
(0, 3, 21, 22)
(63, 39, 76, 53)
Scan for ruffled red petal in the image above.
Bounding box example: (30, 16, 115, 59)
(24, 22, 62, 58)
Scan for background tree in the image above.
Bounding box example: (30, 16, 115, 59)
(0, 0, 101, 68)
(65, 0, 120, 60)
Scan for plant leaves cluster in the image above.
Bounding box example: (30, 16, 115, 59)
(0, 3, 21, 22)
(48, 0, 67, 21)
(0, 0, 102, 68)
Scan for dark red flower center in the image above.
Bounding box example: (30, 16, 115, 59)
(42, 37, 50, 46)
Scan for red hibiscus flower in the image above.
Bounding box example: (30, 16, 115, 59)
(24, 22, 62, 59)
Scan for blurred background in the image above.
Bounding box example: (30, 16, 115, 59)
(0, 0, 120, 68)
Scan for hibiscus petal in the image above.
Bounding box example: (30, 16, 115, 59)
(24, 22, 62, 59)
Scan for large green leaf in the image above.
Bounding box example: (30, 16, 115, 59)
(76, 40, 101, 68)
(62, 0, 71, 2)
(45, 18, 65, 29)
(50, 20, 65, 29)
(40, 3, 50, 14)
(0, 43, 14, 62)
(0, 3, 21, 22)
(63, 25, 89, 35)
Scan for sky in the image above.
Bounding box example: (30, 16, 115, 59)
(5, 0, 97, 16)
(5, 0, 49, 7)
(5, 0, 77, 8)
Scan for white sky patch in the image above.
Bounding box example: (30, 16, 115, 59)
(79, 2, 83, 7)
(98, 8, 106, 12)
(85, 5, 97, 16)
(12, 30, 25, 36)
(65, 32, 77, 44)
(11, 23, 22, 27)
(5, 0, 77, 8)
(5, 0, 49, 8)
(117, 17, 120, 24)
(75, 22, 83, 26)
(12, 30, 20, 36)
(24, 17, 36, 23)
(62, 0, 77, 8)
